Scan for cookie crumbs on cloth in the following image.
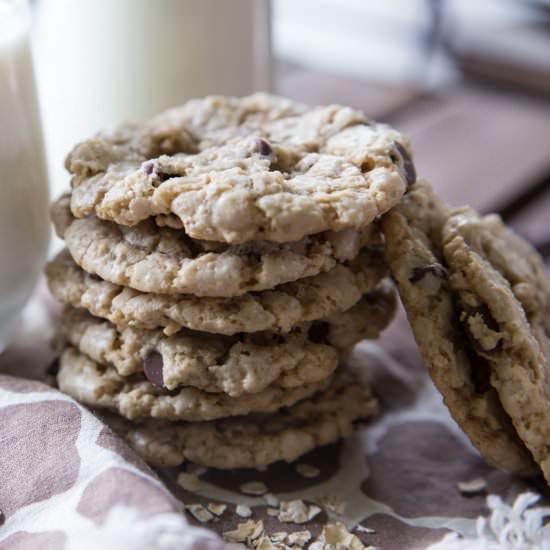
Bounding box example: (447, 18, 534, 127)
(309, 522, 371, 550)
(206, 503, 226, 517)
(236, 504, 253, 518)
(277, 500, 322, 524)
(426, 492, 550, 550)
(184, 504, 214, 523)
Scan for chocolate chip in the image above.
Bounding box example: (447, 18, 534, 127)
(144, 351, 164, 387)
(156, 171, 174, 183)
(394, 141, 416, 187)
(46, 358, 60, 377)
(143, 162, 154, 175)
(309, 322, 330, 344)
(254, 138, 272, 156)
(409, 263, 448, 283)
(0, 510, 4, 526)
(469, 353, 492, 393)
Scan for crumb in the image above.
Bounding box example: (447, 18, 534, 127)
(185, 504, 214, 523)
(236, 504, 253, 518)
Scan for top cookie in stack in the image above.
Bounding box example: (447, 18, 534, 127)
(46, 93, 413, 469)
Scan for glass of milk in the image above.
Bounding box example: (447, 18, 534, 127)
(32, 0, 271, 203)
(0, 0, 50, 352)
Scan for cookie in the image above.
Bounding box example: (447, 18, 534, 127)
(46, 244, 388, 335)
(442, 207, 550, 481)
(51, 194, 378, 297)
(56, 284, 395, 394)
(56, 307, 338, 394)
(57, 346, 332, 421)
(382, 180, 536, 474)
(99, 364, 378, 468)
(66, 93, 414, 243)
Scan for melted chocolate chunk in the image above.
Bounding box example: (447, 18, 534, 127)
(156, 171, 175, 183)
(143, 351, 164, 387)
(0, 510, 4, 526)
(309, 322, 330, 344)
(394, 141, 416, 187)
(469, 352, 493, 394)
(254, 138, 272, 156)
(409, 263, 448, 283)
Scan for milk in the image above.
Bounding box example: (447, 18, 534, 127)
(32, 0, 271, 202)
(0, 0, 49, 351)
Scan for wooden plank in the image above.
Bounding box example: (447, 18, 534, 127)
(391, 84, 550, 212)
(275, 68, 424, 120)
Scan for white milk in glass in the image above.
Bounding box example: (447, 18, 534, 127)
(0, 0, 49, 351)
(32, 0, 271, 204)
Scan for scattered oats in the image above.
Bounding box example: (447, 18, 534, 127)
(310, 522, 367, 550)
(267, 507, 279, 516)
(207, 503, 226, 516)
(295, 462, 320, 478)
(286, 530, 311, 546)
(264, 493, 279, 507)
(356, 524, 376, 534)
(185, 504, 214, 523)
(317, 495, 346, 515)
(236, 504, 253, 518)
(269, 532, 288, 543)
(240, 481, 268, 496)
(457, 477, 487, 495)
(177, 472, 202, 492)
(223, 520, 264, 544)
(278, 500, 322, 524)
(256, 536, 277, 550)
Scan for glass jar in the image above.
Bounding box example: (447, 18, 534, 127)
(32, 0, 272, 202)
(0, 0, 50, 352)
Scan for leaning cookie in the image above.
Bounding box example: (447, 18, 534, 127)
(382, 180, 536, 474)
(46, 245, 388, 335)
(51, 194, 378, 297)
(55, 286, 395, 393)
(99, 364, 378, 469)
(67, 93, 414, 243)
(57, 346, 332, 422)
(443, 207, 550, 482)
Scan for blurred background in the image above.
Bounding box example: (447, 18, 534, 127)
(30, 0, 550, 249)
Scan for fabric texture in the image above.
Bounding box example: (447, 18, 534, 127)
(0, 280, 547, 550)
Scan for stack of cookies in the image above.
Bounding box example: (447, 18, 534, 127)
(45, 94, 415, 469)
